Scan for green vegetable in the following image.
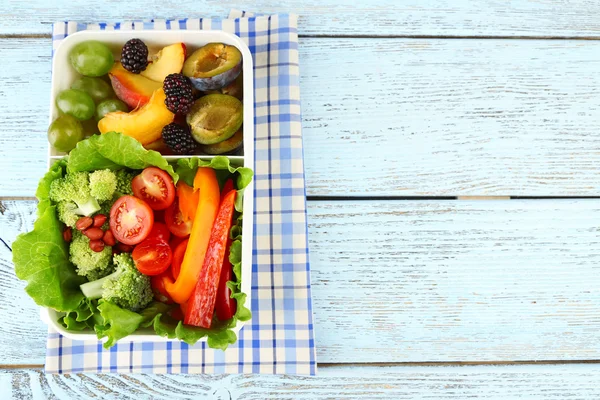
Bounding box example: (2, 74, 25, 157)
(56, 201, 80, 227)
(13, 201, 86, 312)
(89, 169, 117, 201)
(114, 168, 137, 196)
(95, 301, 170, 349)
(80, 253, 152, 312)
(69, 230, 114, 281)
(68, 131, 177, 182)
(49, 171, 100, 216)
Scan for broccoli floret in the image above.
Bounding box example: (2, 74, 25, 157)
(56, 201, 80, 227)
(49, 171, 101, 216)
(69, 230, 114, 281)
(89, 169, 117, 201)
(80, 253, 152, 312)
(97, 200, 114, 219)
(115, 169, 137, 196)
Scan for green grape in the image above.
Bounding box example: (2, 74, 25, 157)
(56, 89, 95, 121)
(69, 41, 114, 77)
(95, 99, 129, 121)
(47, 115, 84, 152)
(71, 77, 114, 104)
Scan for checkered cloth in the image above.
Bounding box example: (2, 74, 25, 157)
(46, 10, 316, 375)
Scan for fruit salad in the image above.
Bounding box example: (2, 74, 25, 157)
(14, 132, 252, 349)
(49, 39, 244, 156)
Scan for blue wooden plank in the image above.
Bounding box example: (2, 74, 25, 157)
(2, 0, 600, 37)
(2, 364, 600, 398)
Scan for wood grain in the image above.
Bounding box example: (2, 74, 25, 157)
(4, 38, 600, 197)
(3, 0, 600, 37)
(3, 364, 600, 399)
(4, 199, 600, 365)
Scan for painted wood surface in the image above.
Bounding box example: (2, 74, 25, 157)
(3, 199, 600, 365)
(3, 0, 600, 37)
(4, 38, 600, 197)
(2, 364, 600, 399)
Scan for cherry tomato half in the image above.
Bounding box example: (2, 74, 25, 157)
(165, 197, 193, 238)
(147, 221, 171, 242)
(171, 238, 188, 280)
(132, 236, 173, 276)
(132, 167, 176, 211)
(169, 234, 188, 252)
(109, 195, 154, 246)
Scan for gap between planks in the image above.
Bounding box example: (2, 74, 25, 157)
(6, 33, 600, 40)
(5, 360, 600, 370)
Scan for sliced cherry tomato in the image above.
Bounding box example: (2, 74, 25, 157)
(147, 221, 171, 242)
(151, 272, 174, 304)
(132, 237, 173, 276)
(109, 195, 154, 246)
(177, 181, 199, 221)
(221, 178, 235, 201)
(171, 239, 189, 280)
(169, 235, 188, 251)
(132, 167, 176, 211)
(154, 209, 166, 223)
(165, 197, 193, 238)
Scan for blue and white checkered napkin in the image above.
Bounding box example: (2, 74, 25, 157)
(46, 10, 316, 375)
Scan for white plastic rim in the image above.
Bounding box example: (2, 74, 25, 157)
(44, 30, 254, 344)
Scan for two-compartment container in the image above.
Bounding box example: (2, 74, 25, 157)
(43, 30, 254, 344)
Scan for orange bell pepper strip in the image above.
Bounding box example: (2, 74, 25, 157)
(184, 189, 237, 328)
(164, 167, 220, 304)
(177, 181, 199, 221)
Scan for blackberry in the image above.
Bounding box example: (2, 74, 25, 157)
(163, 73, 194, 114)
(162, 123, 197, 155)
(120, 39, 148, 74)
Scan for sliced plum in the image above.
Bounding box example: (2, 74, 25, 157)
(183, 43, 242, 91)
(204, 73, 243, 101)
(200, 129, 243, 155)
(186, 94, 243, 145)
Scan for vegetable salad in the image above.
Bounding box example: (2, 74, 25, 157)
(14, 132, 252, 349)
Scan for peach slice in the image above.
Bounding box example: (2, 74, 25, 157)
(141, 43, 187, 82)
(109, 62, 162, 109)
(98, 89, 174, 145)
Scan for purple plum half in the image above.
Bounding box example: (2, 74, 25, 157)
(183, 43, 242, 91)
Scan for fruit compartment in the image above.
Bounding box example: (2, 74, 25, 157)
(44, 30, 254, 344)
(49, 30, 253, 162)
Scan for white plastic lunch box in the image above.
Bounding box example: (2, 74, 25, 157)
(42, 30, 254, 344)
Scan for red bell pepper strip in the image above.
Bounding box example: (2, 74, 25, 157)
(215, 238, 237, 321)
(184, 189, 237, 328)
(221, 178, 234, 201)
(164, 167, 220, 304)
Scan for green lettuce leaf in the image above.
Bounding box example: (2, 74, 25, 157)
(13, 202, 86, 312)
(95, 301, 171, 349)
(68, 131, 178, 182)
